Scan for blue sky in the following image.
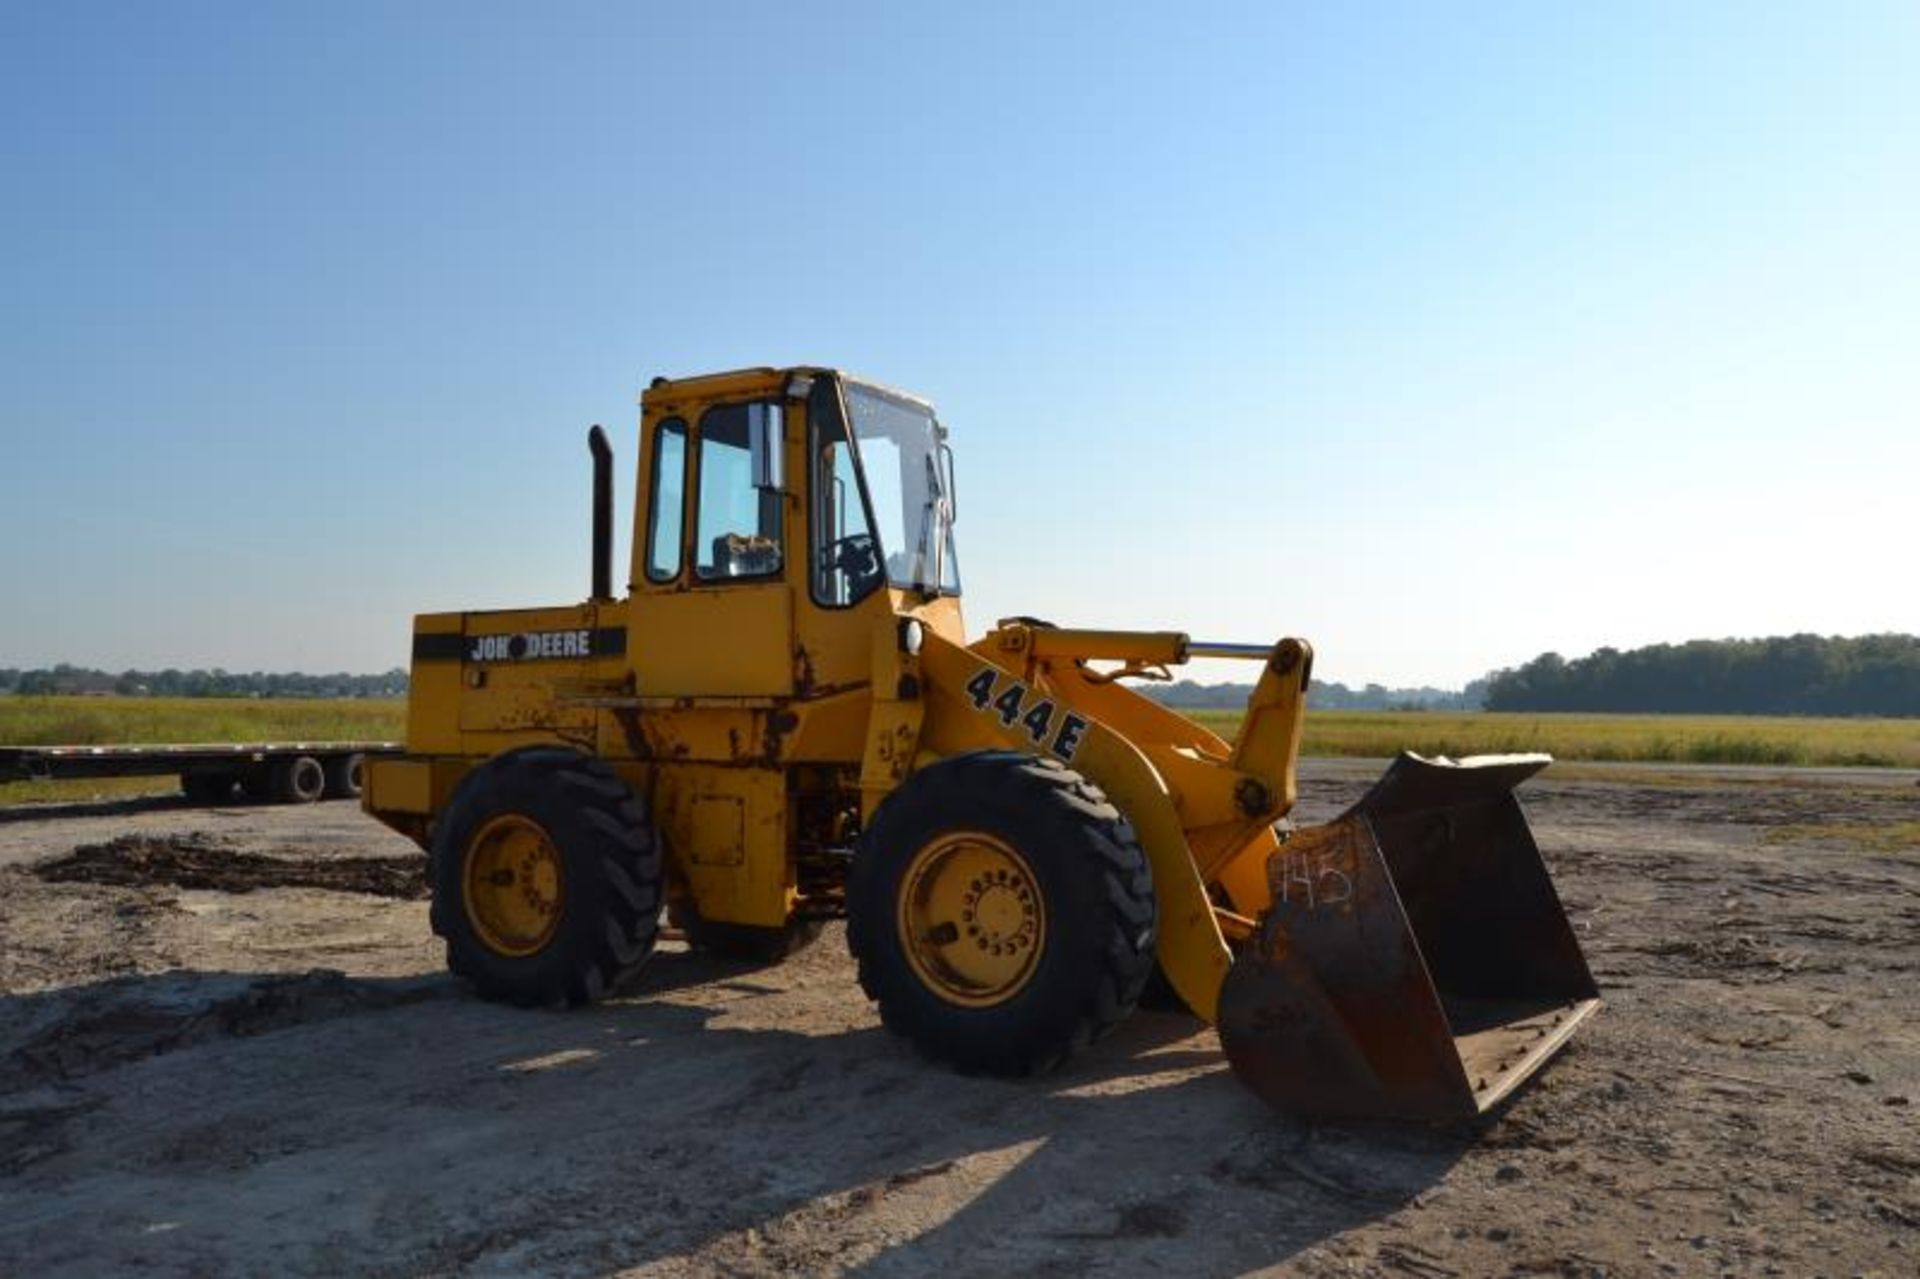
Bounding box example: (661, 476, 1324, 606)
(2, 2, 1914, 687)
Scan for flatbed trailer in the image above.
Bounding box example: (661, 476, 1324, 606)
(0, 741, 403, 804)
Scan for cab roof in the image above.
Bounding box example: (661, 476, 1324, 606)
(639, 366, 935, 415)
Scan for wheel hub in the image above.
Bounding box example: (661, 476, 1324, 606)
(464, 813, 565, 957)
(898, 831, 1046, 1007)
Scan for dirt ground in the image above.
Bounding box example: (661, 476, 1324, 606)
(1, 761, 1915, 1278)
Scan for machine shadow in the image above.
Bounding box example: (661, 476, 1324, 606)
(0, 952, 1470, 1276)
(601, 953, 1473, 1275)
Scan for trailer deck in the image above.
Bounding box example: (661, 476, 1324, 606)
(0, 741, 403, 803)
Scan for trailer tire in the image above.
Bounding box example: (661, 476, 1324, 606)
(430, 747, 662, 1007)
(847, 750, 1156, 1076)
(272, 755, 326, 804)
(323, 753, 365, 800)
(181, 771, 235, 804)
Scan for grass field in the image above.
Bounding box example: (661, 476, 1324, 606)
(2, 697, 1915, 804)
(1197, 708, 1920, 768)
(0, 696, 403, 747)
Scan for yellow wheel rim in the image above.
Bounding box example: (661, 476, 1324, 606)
(463, 813, 565, 957)
(897, 831, 1046, 1008)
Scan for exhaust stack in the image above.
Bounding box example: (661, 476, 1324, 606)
(588, 425, 613, 601)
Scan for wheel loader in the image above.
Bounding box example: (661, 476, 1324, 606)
(364, 365, 1599, 1120)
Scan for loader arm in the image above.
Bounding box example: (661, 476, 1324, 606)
(910, 624, 1319, 1021)
(966, 623, 1317, 922)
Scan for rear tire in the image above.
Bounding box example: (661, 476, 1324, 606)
(847, 750, 1156, 1076)
(272, 755, 326, 804)
(430, 747, 662, 1007)
(323, 753, 365, 800)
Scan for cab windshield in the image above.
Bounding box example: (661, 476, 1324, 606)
(843, 381, 960, 596)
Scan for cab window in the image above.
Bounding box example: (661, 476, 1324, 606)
(810, 381, 883, 606)
(694, 402, 784, 581)
(644, 418, 688, 584)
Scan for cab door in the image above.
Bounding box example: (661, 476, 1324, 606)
(629, 398, 794, 698)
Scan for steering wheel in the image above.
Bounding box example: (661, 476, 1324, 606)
(822, 532, 883, 592)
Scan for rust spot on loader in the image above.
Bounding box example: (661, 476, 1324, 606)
(611, 706, 651, 760)
(760, 710, 801, 767)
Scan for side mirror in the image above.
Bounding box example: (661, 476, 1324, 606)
(749, 402, 784, 490)
(939, 439, 958, 523)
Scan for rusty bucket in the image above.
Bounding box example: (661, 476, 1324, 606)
(1217, 753, 1599, 1122)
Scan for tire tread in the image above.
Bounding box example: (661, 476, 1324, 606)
(847, 749, 1156, 1076)
(429, 747, 661, 1007)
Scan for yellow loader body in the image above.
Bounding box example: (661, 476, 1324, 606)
(366, 365, 1597, 1120)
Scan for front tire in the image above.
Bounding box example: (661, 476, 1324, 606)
(430, 748, 662, 1006)
(847, 751, 1156, 1076)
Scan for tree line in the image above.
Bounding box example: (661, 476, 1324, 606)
(1482, 634, 1920, 716)
(1150, 633, 1920, 717)
(1151, 678, 1489, 712)
(0, 664, 408, 699)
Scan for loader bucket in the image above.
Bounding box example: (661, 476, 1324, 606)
(1217, 753, 1599, 1122)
